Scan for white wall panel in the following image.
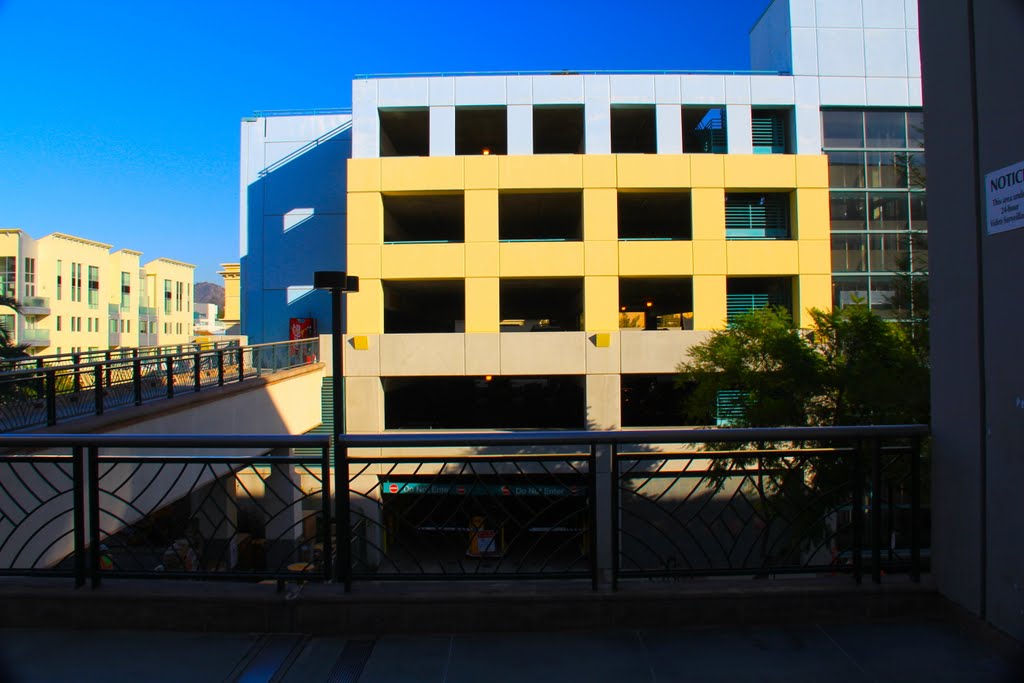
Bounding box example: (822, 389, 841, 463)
(865, 77, 909, 107)
(507, 104, 533, 155)
(789, 27, 819, 76)
(506, 76, 532, 105)
(609, 75, 656, 104)
(533, 75, 584, 104)
(680, 75, 726, 104)
(656, 104, 683, 154)
(352, 80, 378, 159)
(454, 76, 506, 105)
(816, 29, 866, 77)
(908, 77, 922, 107)
(862, 0, 906, 28)
(378, 78, 429, 107)
(584, 75, 611, 154)
(865, 29, 909, 78)
(906, 30, 921, 77)
(724, 76, 751, 104)
(654, 75, 681, 104)
(789, 0, 816, 27)
(749, 76, 796, 105)
(794, 104, 823, 154)
(429, 106, 455, 156)
(905, 0, 918, 29)
(818, 76, 867, 106)
(725, 104, 753, 154)
(429, 77, 455, 106)
(815, 0, 863, 27)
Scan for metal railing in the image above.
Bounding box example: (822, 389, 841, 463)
(0, 339, 241, 371)
(355, 69, 787, 79)
(0, 434, 331, 587)
(0, 425, 928, 592)
(0, 339, 319, 432)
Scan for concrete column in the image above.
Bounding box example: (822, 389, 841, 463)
(656, 104, 683, 154)
(430, 106, 455, 157)
(725, 104, 753, 154)
(584, 76, 611, 154)
(507, 104, 533, 155)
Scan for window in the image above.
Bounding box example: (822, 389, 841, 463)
(56, 260, 62, 301)
(87, 318, 92, 333)
(611, 106, 656, 153)
(110, 319, 117, 333)
(187, 283, 191, 312)
(726, 277, 793, 324)
(126, 320, 131, 334)
(533, 106, 585, 154)
(56, 316, 62, 332)
(725, 193, 791, 239)
(176, 282, 183, 312)
(455, 107, 507, 156)
(23, 258, 35, 298)
(120, 272, 131, 311)
(0, 257, 16, 298)
(751, 109, 790, 154)
(683, 107, 727, 154)
(379, 108, 429, 157)
(164, 279, 172, 314)
(0, 314, 13, 336)
(87, 266, 99, 308)
(71, 263, 82, 302)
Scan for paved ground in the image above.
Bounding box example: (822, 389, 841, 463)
(1, 619, 1020, 683)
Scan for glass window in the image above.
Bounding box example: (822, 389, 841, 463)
(87, 266, 99, 308)
(830, 193, 866, 231)
(120, 272, 131, 311)
(164, 280, 172, 314)
(868, 194, 909, 231)
(869, 233, 909, 272)
(866, 152, 907, 188)
(907, 152, 926, 190)
(23, 258, 35, 298)
(56, 316, 62, 332)
(56, 260, 62, 301)
(865, 111, 906, 148)
(0, 257, 16, 298)
(832, 234, 867, 272)
(833, 276, 869, 308)
(910, 233, 928, 271)
(827, 152, 865, 188)
(909, 194, 928, 231)
(870, 276, 898, 318)
(822, 110, 864, 148)
(907, 111, 925, 149)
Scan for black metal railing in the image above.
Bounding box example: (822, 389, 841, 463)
(0, 434, 331, 587)
(0, 425, 928, 591)
(0, 339, 320, 432)
(0, 339, 242, 371)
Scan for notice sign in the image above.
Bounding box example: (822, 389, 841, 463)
(986, 160, 1024, 234)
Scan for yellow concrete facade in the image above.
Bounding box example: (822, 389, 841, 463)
(347, 154, 832, 334)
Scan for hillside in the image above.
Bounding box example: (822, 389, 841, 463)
(194, 282, 225, 310)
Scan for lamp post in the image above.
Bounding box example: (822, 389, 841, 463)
(313, 271, 358, 590)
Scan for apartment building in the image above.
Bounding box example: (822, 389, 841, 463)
(0, 229, 195, 355)
(240, 0, 925, 431)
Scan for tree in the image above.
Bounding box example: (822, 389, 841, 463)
(0, 295, 28, 360)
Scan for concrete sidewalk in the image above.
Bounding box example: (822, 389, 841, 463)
(1, 619, 1020, 683)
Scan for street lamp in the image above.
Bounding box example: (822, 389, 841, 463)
(312, 270, 358, 589)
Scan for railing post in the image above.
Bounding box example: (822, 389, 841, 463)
(45, 369, 56, 426)
(869, 437, 882, 584)
(334, 434, 351, 592)
(609, 443, 620, 591)
(104, 351, 112, 388)
(72, 445, 85, 588)
(851, 440, 864, 585)
(133, 357, 143, 406)
(217, 350, 225, 386)
(88, 445, 101, 589)
(93, 365, 103, 416)
(589, 443, 598, 592)
(194, 352, 201, 392)
(165, 356, 174, 399)
(72, 353, 81, 394)
(910, 436, 922, 583)
(238, 347, 245, 382)
(321, 442, 333, 584)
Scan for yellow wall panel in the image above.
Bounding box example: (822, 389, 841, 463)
(347, 192, 383, 245)
(723, 155, 797, 188)
(465, 242, 499, 277)
(380, 157, 464, 192)
(499, 242, 584, 276)
(464, 155, 499, 190)
(689, 155, 725, 188)
(465, 277, 499, 332)
(584, 241, 618, 276)
(693, 275, 727, 330)
(798, 240, 831, 275)
(465, 190, 498, 242)
(583, 188, 618, 241)
(795, 155, 829, 188)
(346, 278, 383, 334)
(797, 273, 833, 326)
(582, 155, 617, 187)
(616, 155, 690, 188)
(381, 243, 466, 279)
(618, 241, 693, 276)
(498, 155, 583, 189)
(347, 244, 381, 280)
(348, 159, 381, 192)
(692, 240, 727, 275)
(794, 188, 830, 240)
(691, 188, 726, 240)
(726, 241, 800, 275)
(585, 276, 619, 331)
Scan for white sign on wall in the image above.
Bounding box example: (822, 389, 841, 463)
(986, 160, 1024, 235)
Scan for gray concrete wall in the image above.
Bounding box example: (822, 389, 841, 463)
(921, 0, 1024, 640)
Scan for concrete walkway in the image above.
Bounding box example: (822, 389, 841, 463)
(1, 619, 1020, 683)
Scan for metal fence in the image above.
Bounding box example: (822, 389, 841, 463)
(0, 339, 319, 432)
(0, 425, 927, 591)
(0, 339, 242, 372)
(0, 434, 331, 587)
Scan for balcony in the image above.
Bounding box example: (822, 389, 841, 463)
(20, 297, 50, 316)
(20, 328, 49, 346)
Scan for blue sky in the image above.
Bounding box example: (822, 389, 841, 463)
(0, 0, 772, 283)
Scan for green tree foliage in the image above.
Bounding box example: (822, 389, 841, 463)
(0, 295, 28, 359)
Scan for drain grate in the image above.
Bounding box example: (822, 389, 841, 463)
(326, 639, 376, 683)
